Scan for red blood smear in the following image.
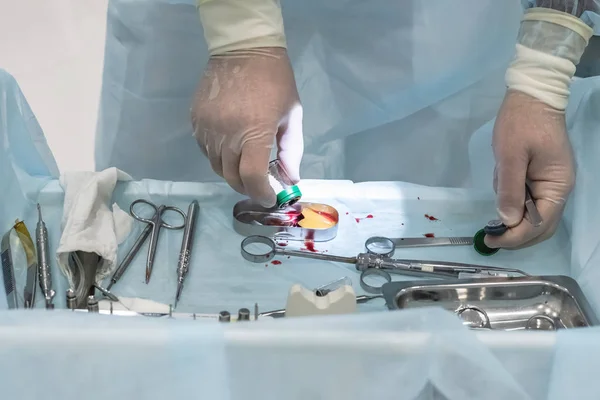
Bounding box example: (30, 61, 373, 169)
(304, 241, 317, 252)
(271, 260, 282, 265)
(284, 210, 303, 227)
(356, 214, 374, 223)
(346, 212, 349, 215)
(423, 233, 435, 238)
(277, 242, 288, 247)
(304, 231, 318, 252)
(313, 209, 338, 223)
(424, 214, 438, 221)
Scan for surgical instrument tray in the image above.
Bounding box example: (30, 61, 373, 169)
(233, 200, 339, 242)
(381, 275, 598, 330)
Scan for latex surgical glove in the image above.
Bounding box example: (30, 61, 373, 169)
(193, 0, 303, 207)
(484, 7, 593, 249)
(485, 90, 574, 249)
(191, 48, 303, 207)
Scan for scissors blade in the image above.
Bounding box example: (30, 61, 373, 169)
(23, 262, 38, 308)
(390, 237, 473, 248)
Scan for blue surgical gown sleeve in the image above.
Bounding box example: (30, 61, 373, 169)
(521, 0, 600, 33)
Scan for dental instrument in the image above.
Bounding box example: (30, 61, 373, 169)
(36, 204, 55, 309)
(1, 227, 18, 309)
(128, 199, 186, 284)
(364, 235, 473, 257)
(525, 184, 543, 227)
(107, 225, 152, 291)
(241, 235, 529, 294)
(474, 184, 544, 256)
(174, 200, 199, 308)
(93, 283, 119, 302)
(12, 220, 37, 309)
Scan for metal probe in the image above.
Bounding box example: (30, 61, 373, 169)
(174, 200, 199, 308)
(36, 204, 55, 309)
(93, 283, 119, 302)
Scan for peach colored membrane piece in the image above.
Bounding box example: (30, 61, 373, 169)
(298, 203, 338, 229)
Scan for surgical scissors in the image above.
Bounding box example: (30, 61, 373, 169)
(240, 235, 528, 294)
(364, 235, 473, 257)
(126, 199, 186, 284)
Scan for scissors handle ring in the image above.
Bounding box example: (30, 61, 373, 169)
(359, 268, 392, 295)
(130, 199, 159, 223)
(159, 206, 186, 230)
(241, 235, 277, 263)
(364, 236, 396, 258)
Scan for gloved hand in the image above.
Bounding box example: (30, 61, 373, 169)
(483, 7, 593, 249)
(191, 48, 304, 208)
(484, 90, 574, 249)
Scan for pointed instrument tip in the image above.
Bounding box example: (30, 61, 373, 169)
(37, 203, 42, 219)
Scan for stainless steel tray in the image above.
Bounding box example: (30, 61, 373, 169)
(381, 275, 598, 331)
(233, 199, 339, 242)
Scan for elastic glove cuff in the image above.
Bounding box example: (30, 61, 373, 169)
(197, 0, 286, 55)
(505, 8, 594, 110)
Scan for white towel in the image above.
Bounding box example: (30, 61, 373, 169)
(56, 167, 133, 286)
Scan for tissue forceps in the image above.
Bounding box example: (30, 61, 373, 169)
(240, 235, 528, 294)
(364, 236, 473, 258)
(129, 199, 186, 284)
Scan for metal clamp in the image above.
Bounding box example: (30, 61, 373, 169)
(525, 315, 556, 331)
(456, 305, 491, 329)
(359, 268, 392, 294)
(364, 236, 396, 258)
(241, 235, 277, 263)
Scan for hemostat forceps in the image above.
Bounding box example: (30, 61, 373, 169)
(240, 235, 529, 295)
(113, 200, 186, 285)
(365, 235, 473, 258)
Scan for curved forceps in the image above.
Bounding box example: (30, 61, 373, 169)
(130, 199, 186, 283)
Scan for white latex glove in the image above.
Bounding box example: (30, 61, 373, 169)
(191, 48, 303, 207)
(485, 90, 574, 249)
(193, 0, 303, 207)
(485, 8, 593, 249)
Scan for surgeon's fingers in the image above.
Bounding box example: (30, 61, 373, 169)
(495, 155, 528, 228)
(484, 198, 560, 249)
(493, 165, 498, 193)
(221, 149, 245, 195)
(204, 137, 224, 179)
(276, 104, 304, 184)
(239, 142, 276, 208)
(507, 217, 561, 250)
